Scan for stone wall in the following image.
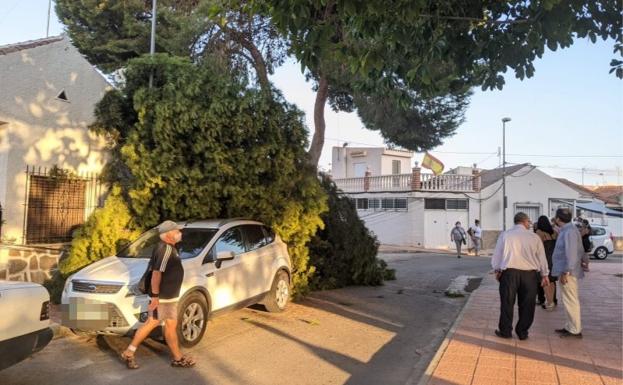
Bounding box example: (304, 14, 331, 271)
(0, 244, 66, 284)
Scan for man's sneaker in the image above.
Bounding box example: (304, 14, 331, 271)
(555, 328, 568, 334)
(544, 303, 556, 311)
(559, 330, 583, 338)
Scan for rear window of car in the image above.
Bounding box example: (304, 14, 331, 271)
(591, 227, 606, 236)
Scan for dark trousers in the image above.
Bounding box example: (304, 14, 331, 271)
(498, 268, 538, 337)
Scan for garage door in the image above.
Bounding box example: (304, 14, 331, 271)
(424, 210, 469, 250)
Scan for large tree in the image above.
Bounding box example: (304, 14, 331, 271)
(262, 0, 622, 164)
(57, 0, 622, 167)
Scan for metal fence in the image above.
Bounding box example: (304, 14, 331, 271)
(22, 165, 103, 244)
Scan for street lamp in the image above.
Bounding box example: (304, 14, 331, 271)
(501, 117, 511, 231)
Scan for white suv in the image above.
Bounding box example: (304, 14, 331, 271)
(61, 219, 291, 347)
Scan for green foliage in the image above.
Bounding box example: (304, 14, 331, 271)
(60, 186, 141, 276)
(92, 55, 327, 295)
(309, 174, 395, 290)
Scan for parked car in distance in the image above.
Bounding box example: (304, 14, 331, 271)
(589, 224, 615, 260)
(0, 281, 53, 371)
(62, 219, 291, 347)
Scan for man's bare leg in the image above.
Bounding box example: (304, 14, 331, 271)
(122, 317, 160, 358)
(163, 318, 183, 361)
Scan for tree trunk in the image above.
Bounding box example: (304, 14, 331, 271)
(308, 75, 329, 167)
(241, 40, 270, 94)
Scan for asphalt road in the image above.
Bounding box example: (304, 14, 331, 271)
(2, 253, 493, 385)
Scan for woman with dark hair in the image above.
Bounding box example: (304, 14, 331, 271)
(535, 215, 557, 310)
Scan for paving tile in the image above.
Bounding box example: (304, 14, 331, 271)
(516, 368, 559, 383)
(434, 361, 477, 376)
(477, 356, 514, 368)
(473, 365, 514, 378)
(470, 375, 514, 385)
(429, 372, 473, 385)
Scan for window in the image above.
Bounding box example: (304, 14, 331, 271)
(118, 228, 217, 260)
(425, 198, 468, 210)
(392, 160, 401, 175)
(446, 199, 468, 210)
(369, 199, 380, 209)
(356, 198, 369, 210)
(214, 227, 246, 256)
(262, 226, 275, 244)
(591, 227, 606, 236)
(515, 205, 541, 223)
(117, 229, 160, 259)
(425, 198, 446, 210)
(243, 225, 267, 251)
(178, 229, 217, 259)
(382, 198, 395, 209)
(394, 198, 408, 209)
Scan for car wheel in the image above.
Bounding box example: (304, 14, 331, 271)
(594, 246, 608, 260)
(177, 292, 209, 348)
(263, 270, 290, 313)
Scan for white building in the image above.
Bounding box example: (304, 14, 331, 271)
(331, 147, 603, 250)
(331, 146, 413, 178)
(0, 36, 110, 244)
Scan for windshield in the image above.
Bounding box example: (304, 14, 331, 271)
(117, 228, 218, 260)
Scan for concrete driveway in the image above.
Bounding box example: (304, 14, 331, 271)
(2, 253, 491, 385)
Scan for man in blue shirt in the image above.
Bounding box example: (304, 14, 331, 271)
(551, 208, 585, 338)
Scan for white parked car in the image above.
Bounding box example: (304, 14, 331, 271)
(0, 281, 53, 370)
(589, 225, 615, 260)
(61, 219, 291, 347)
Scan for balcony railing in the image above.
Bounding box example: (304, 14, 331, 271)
(333, 173, 475, 192)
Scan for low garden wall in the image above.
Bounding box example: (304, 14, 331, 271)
(0, 244, 66, 284)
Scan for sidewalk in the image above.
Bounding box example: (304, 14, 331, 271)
(424, 262, 623, 385)
(378, 244, 493, 256)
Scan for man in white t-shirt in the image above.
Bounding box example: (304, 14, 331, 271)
(468, 219, 482, 256)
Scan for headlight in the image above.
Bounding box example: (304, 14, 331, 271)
(63, 276, 73, 293)
(125, 283, 143, 297)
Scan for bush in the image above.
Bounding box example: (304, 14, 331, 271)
(60, 185, 141, 276)
(309, 174, 395, 290)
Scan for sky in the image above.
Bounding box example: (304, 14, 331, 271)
(1, 0, 622, 186)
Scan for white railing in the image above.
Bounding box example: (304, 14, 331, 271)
(333, 173, 475, 192)
(420, 173, 473, 192)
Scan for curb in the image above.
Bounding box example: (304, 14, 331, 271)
(413, 282, 478, 385)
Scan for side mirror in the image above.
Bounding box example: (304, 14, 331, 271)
(215, 251, 235, 269)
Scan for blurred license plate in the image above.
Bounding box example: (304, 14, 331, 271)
(61, 298, 109, 329)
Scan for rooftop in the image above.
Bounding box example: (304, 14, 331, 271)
(0, 35, 64, 56)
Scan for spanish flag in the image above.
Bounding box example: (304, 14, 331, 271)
(422, 152, 444, 175)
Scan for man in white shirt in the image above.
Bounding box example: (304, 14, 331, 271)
(468, 219, 482, 256)
(491, 212, 550, 340)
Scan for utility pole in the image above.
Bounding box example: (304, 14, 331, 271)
(149, 0, 157, 88)
(46, 0, 52, 37)
(501, 117, 511, 231)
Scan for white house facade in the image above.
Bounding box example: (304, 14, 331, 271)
(331, 147, 606, 251)
(0, 35, 110, 244)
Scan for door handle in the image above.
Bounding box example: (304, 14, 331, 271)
(205, 272, 214, 277)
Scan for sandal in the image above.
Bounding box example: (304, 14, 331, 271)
(121, 351, 139, 369)
(171, 355, 196, 368)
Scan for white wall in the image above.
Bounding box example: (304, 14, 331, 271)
(0, 37, 110, 242)
(479, 166, 582, 231)
(331, 147, 412, 178)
